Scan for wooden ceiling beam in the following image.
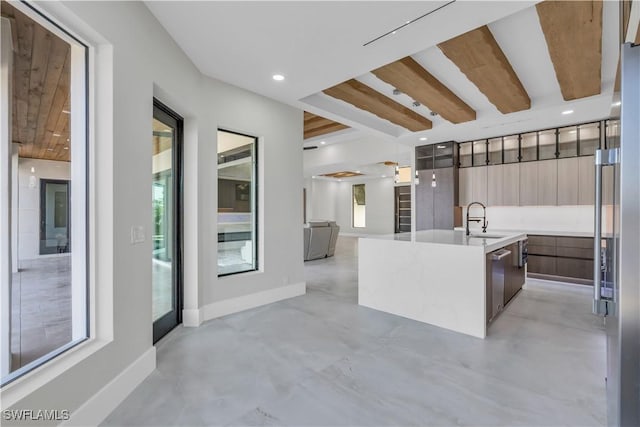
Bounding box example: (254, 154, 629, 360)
(323, 79, 432, 132)
(371, 57, 476, 124)
(303, 112, 349, 139)
(438, 26, 531, 114)
(536, 0, 602, 101)
(304, 122, 348, 139)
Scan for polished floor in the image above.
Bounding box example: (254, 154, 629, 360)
(10, 256, 72, 369)
(103, 236, 606, 426)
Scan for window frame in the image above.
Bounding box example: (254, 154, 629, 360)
(0, 0, 92, 390)
(216, 128, 259, 277)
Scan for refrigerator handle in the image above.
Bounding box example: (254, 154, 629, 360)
(593, 150, 603, 315)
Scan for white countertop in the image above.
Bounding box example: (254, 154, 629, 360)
(362, 229, 527, 253)
(453, 227, 594, 238)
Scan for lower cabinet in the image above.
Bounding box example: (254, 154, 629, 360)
(527, 235, 594, 284)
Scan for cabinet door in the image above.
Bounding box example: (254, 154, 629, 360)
(578, 156, 595, 205)
(415, 170, 434, 230)
(519, 162, 538, 206)
(458, 168, 472, 206)
(434, 168, 454, 229)
(487, 165, 503, 206)
(537, 159, 558, 206)
(471, 166, 488, 205)
(557, 157, 579, 205)
(502, 163, 519, 206)
(527, 255, 557, 275)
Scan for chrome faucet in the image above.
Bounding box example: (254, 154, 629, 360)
(466, 202, 488, 236)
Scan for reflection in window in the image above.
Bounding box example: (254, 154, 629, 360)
(1, 2, 87, 385)
(472, 140, 487, 166)
(217, 130, 257, 276)
(488, 138, 502, 165)
(521, 132, 537, 162)
(352, 184, 366, 228)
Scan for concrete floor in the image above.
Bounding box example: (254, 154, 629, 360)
(103, 236, 606, 426)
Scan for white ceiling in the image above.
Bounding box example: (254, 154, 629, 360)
(146, 0, 619, 153)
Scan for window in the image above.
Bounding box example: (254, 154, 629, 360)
(217, 130, 257, 276)
(352, 184, 366, 228)
(1, 2, 88, 385)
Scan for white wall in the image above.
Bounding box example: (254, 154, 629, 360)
(2, 0, 304, 422)
(307, 177, 395, 236)
(16, 158, 71, 261)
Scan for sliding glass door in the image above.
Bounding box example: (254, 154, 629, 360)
(152, 100, 182, 343)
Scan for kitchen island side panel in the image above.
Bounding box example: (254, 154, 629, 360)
(358, 238, 487, 338)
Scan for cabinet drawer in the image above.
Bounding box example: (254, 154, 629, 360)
(528, 235, 557, 246)
(527, 255, 557, 275)
(556, 247, 594, 260)
(556, 237, 594, 249)
(528, 244, 556, 256)
(556, 258, 593, 280)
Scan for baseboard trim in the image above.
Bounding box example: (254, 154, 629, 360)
(202, 282, 306, 322)
(62, 346, 156, 427)
(182, 308, 202, 327)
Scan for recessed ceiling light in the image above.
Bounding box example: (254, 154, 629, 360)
(613, 101, 621, 107)
(320, 141, 326, 145)
(381, 175, 386, 178)
(272, 74, 285, 81)
(312, 176, 316, 179)
(53, 133, 61, 137)
(47, 148, 53, 151)
(569, 130, 577, 134)
(66, 138, 70, 142)
(562, 110, 574, 115)
(419, 137, 428, 141)
(64, 146, 69, 150)
(437, 145, 446, 149)
(391, 31, 397, 35)
(355, 170, 361, 173)
(62, 110, 70, 114)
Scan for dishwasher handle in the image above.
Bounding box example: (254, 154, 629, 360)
(491, 249, 512, 261)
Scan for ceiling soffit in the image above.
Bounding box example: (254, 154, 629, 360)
(323, 79, 432, 132)
(437, 25, 531, 114)
(536, 0, 603, 101)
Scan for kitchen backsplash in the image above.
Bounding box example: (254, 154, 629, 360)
(463, 206, 596, 234)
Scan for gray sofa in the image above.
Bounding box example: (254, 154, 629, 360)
(303, 221, 340, 261)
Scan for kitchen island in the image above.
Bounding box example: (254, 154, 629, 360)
(358, 229, 527, 339)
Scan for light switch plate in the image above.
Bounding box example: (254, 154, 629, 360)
(131, 226, 145, 244)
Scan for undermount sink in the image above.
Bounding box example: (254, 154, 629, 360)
(467, 234, 505, 240)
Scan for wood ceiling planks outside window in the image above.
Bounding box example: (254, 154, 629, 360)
(437, 25, 531, 114)
(536, 0, 603, 101)
(323, 79, 432, 132)
(303, 112, 349, 139)
(371, 57, 476, 124)
(2, 1, 71, 162)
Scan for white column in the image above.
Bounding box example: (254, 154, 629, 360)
(1, 17, 14, 377)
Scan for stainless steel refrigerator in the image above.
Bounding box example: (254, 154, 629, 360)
(593, 42, 640, 427)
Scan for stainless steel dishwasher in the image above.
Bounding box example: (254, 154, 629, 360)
(488, 248, 512, 323)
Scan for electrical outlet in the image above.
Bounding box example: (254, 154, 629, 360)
(131, 226, 145, 244)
